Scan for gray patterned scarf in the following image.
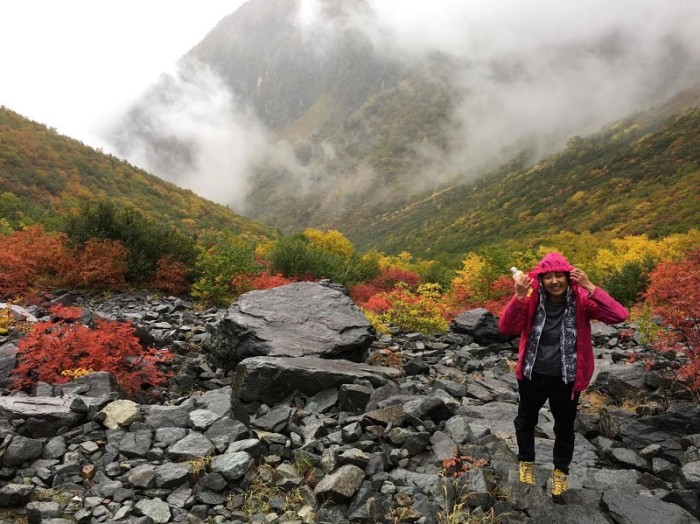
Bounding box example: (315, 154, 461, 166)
(522, 282, 577, 383)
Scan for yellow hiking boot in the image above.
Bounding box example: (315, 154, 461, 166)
(551, 468, 568, 502)
(518, 461, 536, 485)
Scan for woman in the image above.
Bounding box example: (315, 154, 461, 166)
(498, 252, 628, 502)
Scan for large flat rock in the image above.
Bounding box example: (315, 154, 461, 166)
(210, 282, 375, 366)
(233, 356, 402, 403)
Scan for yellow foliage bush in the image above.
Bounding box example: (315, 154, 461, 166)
(377, 283, 449, 335)
(303, 228, 355, 261)
(378, 251, 436, 276)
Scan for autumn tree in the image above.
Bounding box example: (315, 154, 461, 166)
(191, 233, 259, 306)
(643, 248, 700, 395)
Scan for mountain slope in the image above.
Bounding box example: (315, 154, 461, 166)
(350, 94, 700, 259)
(0, 108, 275, 240)
(109, 0, 700, 253)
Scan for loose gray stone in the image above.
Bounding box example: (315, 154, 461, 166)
(1, 434, 43, 468)
(314, 464, 365, 503)
(26, 501, 61, 524)
(451, 309, 509, 344)
(100, 399, 143, 430)
(444, 415, 476, 445)
(118, 429, 153, 459)
(0, 483, 35, 507)
(155, 462, 192, 489)
(135, 497, 171, 524)
(144, 399, 196, 428)
(167, 433, 215, 462)
(194, 387, 232, 418)
(680, 461, 700, 491)
(601, 488, 697, 524)
(188, 409, 220, 431)
(154, 427, 188, 447)
(211, 451, 253, 481)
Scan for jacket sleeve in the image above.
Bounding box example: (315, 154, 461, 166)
(498, 295, 529, 335)
(584, 286, 629, 324)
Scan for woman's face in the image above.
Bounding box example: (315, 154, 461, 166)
(541, 271, 569, 302)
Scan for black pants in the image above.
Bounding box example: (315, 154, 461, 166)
(514, 372, 580, 474)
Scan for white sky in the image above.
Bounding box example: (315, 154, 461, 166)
(0, 0, 246, 151)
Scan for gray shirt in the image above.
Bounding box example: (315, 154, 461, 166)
(533, 298, 565, 376)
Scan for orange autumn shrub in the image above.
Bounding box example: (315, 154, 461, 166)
(0, 225, 70, 302)
(447, 274, 514, 318)
(155, 255, 190, 295)
(0, 226, 130, 301)
(62, 238, 129, 291)
(362, 283, 449, 335)
(11, 306, 172, 401)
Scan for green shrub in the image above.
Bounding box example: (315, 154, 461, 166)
(601, 257, 655, 308)
(267, 235, 344, 282)
(267, 234, 381, 289)
(63, 200, 197, 283)
(191, 234, 259, 306)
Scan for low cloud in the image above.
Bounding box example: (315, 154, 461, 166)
(357, 0, 700, 181)
(108, 0, 700, 211)
(106, 59, 269, 211)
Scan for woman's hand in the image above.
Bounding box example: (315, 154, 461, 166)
(570, 267, 595, 294)
(514, 272, 533, 300)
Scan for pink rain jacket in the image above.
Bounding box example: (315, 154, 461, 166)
(498, 252, 629, 392)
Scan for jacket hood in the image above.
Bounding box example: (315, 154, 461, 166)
(530, 252, 574, 276)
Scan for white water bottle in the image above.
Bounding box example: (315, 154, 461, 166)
(510, 267, 532, 297)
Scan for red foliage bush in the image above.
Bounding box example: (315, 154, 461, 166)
(231, 271, 294, 296)
(483, 276, 517, 314)
(643, 248, 700, 392)
(155, 255, 189, 295)
(350, 267, 421, 305)
(11, 306, 172, 400)
(448, 275, 514, 318)
(362, 293, 393, 314)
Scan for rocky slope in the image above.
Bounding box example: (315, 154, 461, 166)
(0, 289, 698, 523)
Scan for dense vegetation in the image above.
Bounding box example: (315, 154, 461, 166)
(0, 107, 275, 241)
(2, 223, 699, 395)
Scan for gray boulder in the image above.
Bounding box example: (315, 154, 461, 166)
(0, 397, 85, 436)
(451, 308, 509, 344)
(601, 488, 697, 524)
(233, 356, 401, 403)
(210, 282, 375, 366)
(1, 435, 43, 468)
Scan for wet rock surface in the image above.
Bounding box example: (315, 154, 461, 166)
(0, 290, 699, 523)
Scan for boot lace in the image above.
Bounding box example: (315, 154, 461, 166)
(551, 468, 568, 497)
(518, 461, 536, 485)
